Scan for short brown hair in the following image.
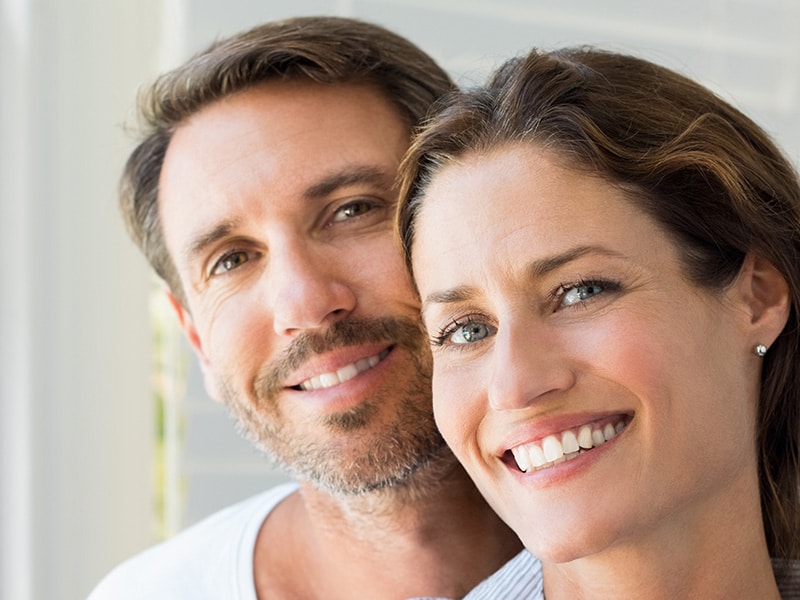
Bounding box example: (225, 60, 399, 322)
(398, 47, 800, 559)
(120, 16, 454, 302)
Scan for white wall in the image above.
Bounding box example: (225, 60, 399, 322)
(1, 1, 162, 598)
(1, 1, 797, 599)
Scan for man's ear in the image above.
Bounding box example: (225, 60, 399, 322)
(165, 290, 225, 404)
(735, 253, 791, 349)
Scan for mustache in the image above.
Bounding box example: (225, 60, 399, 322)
(255, 316, 427, 399)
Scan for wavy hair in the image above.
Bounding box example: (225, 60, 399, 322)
(398, 47, 800, 559)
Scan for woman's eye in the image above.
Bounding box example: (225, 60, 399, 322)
(332, 200, 375, 222)
(559, 280, 608, 307)
(211, 250, 249, 275)
(436, 319, 496, 346)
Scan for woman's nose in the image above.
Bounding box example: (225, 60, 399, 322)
(487, 321, 575, 411)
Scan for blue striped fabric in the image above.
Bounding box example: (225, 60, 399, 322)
(408, 550, 542, 600)
(462, 550, 543, 600)
(773, 559, 800, 599)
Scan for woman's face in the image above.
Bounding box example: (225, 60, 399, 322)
(411, 145, 762, 562)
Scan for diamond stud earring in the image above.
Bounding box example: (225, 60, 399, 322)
(754, 344, 767, 357)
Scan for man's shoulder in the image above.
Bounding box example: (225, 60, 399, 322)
(86, 482, 298, 600)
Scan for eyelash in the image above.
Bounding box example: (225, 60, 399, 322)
(431, 313, 493, 347)
(551, 277, 620, 309)
(331, 198, 382, 223)
(430, 278, 621, 348)
(209, 248, 253, 277)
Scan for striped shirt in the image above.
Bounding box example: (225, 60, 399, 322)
(411, 554, 800, 599)
(409, 550, 543, 600)
(462, 550, 543, 599)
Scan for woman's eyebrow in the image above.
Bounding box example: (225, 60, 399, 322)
(421, 286, 477, 313)
(524, 246, 598, 279)
(421, 245, 624, 312)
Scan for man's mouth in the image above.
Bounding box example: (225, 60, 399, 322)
(296, 349, 390, 391)
(507, 416, 630, 473)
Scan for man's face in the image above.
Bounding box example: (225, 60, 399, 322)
(158, 81, 449, 495)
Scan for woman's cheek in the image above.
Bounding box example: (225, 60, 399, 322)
(432, 366, 482, 460)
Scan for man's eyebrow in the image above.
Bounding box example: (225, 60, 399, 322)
(421, 246, 623, 311)
(184, 219, 239, 265)
(181, 166, 393, 265)
(302, 165, 395, 200)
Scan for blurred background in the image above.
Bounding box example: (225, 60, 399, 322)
(1, 0, 798, 598)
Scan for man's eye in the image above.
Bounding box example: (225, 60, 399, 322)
(211, 251, 248, 275)
(332, 200, 374, 222)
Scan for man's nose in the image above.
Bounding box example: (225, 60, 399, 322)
(268, 244, 357, 336)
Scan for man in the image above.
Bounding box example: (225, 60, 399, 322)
(89, 16, 538, 599)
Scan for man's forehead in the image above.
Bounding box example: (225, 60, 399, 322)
(158, 80, 412, 265)
(176, 79, 408, 134)
(162, 81, 410, 182)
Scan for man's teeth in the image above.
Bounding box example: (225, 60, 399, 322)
(510, 420, 626, 473)
(299, 352, 383, 391)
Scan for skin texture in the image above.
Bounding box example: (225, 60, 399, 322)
(160, 81, 444, 495)
(411, 144, 789, 599)
(158, 82, 521, 598)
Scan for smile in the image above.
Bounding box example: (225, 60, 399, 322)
(509, 417, 629, 473)
(297, 349, 390, 391)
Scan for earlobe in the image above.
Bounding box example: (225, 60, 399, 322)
(166, 290, 204, 357)
(737, 253, 791, 346)
(165, 289, 225, 404)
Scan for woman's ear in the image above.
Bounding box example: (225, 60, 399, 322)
(165, 290, 225, 404)
(735, 253, 791, 348)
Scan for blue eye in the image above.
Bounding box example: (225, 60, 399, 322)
(434, 317, 496, 347)
(452, 322, 492, 344)
(559, 281, 608, 307)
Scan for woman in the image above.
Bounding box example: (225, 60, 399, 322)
(397, 47, 800, 598)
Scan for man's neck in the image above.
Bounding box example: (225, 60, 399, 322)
(253, 465, 522, 599)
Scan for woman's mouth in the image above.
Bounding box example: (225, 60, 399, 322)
(506, 416, 631, 473)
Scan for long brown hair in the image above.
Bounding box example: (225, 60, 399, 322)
(398, 47, 800, 558)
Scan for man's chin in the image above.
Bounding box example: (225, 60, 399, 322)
(326, 438, 456, 500)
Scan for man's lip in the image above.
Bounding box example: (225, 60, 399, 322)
(285, 344, 394, 389)
(494, 412, 633, 457)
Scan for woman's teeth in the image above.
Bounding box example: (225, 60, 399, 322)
(510, 420, 626, 473)
(298, 351, 386, 391)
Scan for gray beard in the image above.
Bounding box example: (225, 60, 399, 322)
(219, 317, 450, 498)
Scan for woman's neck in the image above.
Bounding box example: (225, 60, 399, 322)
(541, 476, 780, 600)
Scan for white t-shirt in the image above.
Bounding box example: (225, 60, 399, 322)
(87, 482, 543, 599)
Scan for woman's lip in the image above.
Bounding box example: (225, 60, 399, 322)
(285, 343, 393, 389)
(504, 415, 632, 474)
(494, 412, 634, 457)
